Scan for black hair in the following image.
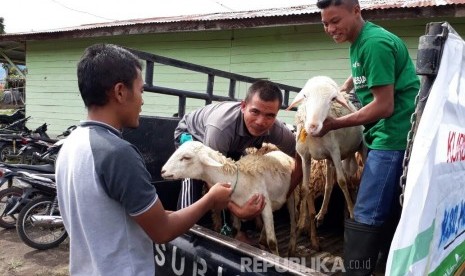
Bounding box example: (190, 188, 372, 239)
(316, 0, 359, 9)
(245, 80, 283, 107)
(77, 43, 142, 108)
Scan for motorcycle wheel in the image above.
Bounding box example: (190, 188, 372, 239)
(0, 186, 23, 229)
(21, 147, 45, 165)
(0, 144, 23, 163)
(17, 197, 68, 250)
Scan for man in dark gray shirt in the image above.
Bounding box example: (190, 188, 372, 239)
(175, 80, 302, 242)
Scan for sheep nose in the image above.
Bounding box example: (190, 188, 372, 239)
(161, 169, 166, 175)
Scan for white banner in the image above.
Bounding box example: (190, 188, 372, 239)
(386, 29, 465, 276)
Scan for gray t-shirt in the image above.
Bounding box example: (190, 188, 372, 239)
(175, 101, 296, 159)
(56, 121, 158, 276)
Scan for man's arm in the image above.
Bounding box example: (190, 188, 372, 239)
(315, 84, 394, 136)
(133, 183, 231, 244)
(340, 76, 354, 93)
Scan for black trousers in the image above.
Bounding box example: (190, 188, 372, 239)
(176, 178, 205, 209)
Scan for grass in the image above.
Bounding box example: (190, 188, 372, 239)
(34, 268, 69, 276)
(7, 259, 23, 271)
(5, 260, 68, 276)
(0, 108, 18, 115)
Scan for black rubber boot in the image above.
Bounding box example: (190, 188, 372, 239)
(375, 212, 401, 273)
(343, 219, 382, 276)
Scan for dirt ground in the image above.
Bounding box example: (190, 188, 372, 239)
(0, 227, 69, 276)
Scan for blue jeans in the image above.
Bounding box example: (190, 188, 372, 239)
(354, 149, 404, 226)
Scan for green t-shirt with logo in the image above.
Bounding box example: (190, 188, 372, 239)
(350, 21, 420, 150)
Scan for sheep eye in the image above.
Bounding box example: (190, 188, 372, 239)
(180, 156, 192, 161)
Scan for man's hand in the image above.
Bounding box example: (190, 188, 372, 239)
(312, 116, 336, 137)
(228, 194, 265, 220)
(206, 183, 232, 211)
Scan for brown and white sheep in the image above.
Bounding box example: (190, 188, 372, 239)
(295, 152, 363, 250)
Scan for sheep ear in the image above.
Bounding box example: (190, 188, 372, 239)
(286, 91, 306, 110)
(334, 93, 356, 112)
(199, 153, 223, 167)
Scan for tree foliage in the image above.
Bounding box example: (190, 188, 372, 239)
(0, 17, 4, 34)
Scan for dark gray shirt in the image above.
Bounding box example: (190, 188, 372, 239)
(175, 102, 296, 159)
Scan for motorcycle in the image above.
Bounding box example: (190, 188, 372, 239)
(0, 108, 25, 128)
(14, 171, 67, 250)
(0, 122, 49, 163)
(0, 115, 30, 134)
(0, 162, 55, 229)
(0, 186, 23, 229)
(0, 166, 67, 250)
(0, 128, 73, 248)
(0, 124, 75, 164)
(0, 139, 61, 229)
(19, 125, 76, 165)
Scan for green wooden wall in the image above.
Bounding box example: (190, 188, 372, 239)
(24, 17, 465, 135)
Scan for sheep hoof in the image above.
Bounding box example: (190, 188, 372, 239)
(235, 231, 258, 246)
(315, 215, 324, 227)
(286, 250, 294, 258)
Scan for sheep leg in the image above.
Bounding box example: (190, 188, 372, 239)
(256, 215, 266, 247)
(298, 152, 319, 250)
(296, 187, 307, 232)
(306, 194, 320, 250)
(286, 193, 297, 257)
(294, 190, 306, 252)
(359, 141, 368, 164)
(295, 193, 306, 246)
(255, 216, 263, 231)
(342, 153, 357, 177)
(259, 226, 267, 247)
(298, 151, 312, 223)
(232, 215, 242, 236)
(332, 156, 355, 219)
(212, 210, 222, 232)
(316, 160, 335, 225)
(261, 202, 279, 256)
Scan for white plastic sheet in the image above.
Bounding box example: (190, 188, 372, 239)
(386, 30, 465, 276)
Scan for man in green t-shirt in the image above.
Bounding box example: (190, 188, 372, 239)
(316, 0, 420, 274)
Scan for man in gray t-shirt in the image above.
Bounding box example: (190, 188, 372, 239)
(175, 80, 302, 242)
(57, 44, 232, 276)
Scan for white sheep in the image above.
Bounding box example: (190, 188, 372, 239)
(161, 141, 297, 256)
(287, 76, 364, 250)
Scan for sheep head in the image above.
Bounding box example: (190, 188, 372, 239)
(161, 141, 223, 180)
(288, 76, 351, 135)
